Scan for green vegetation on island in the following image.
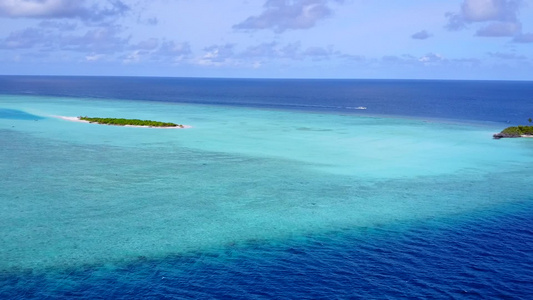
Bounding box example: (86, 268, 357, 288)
(79, 116, 184, 128)
(493, 118, 533, 139)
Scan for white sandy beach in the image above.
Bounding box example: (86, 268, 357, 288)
(54, 116, 90, 123)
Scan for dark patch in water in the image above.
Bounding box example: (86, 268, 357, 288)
(296, 127, 333, 132)
(1, 205, 532, 299)
(0, 109, 44, 120)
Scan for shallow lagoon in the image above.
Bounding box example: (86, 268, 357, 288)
(1, 95, 532, 276)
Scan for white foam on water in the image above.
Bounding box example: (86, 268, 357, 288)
(1, 95, 532, 270)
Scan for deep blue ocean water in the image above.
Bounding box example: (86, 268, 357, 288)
(1, 76, 533, 299)
(1, 76, 532, 124)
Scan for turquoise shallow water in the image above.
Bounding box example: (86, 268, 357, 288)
(1, 95, 532, 274)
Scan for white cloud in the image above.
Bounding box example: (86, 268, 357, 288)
(411, 30, 432, 40)
(513, 33, 533, 43)
(446, 0, 522, 31)
(119, 40, 192, 65)
(197, 44, 236, 66)
(0, 0, 82, 18)
(39, 20, 78, 30)
(240, 42, 303, 60)
(132, 38, 159, 51)
(445, 0, 531, 43)
(0, 27, 46, 49)
(122, 50, 144, 64)
(233, 0, 343, 33)
(153, 41, 191, 63)
(0, 24, 129, 53)
(381, 54, 482, 70)
(476, 21, 521, 36)
(302, 46, 334, 60)
(156, 41, 191, 56)
(419, 53, 445, 65)
(463, 0, 512, 21)
(239, 42, 338, 61)
(0, 1, 531, 79)
(195, 41, 346, 68)
(85, 53, 104, 61)
(487, 51, 527, 59)
(382, 55, 416, 64)
(62, 26, 128, 52)
(241, 42, 280, 58)
(0, 0, 129, 22)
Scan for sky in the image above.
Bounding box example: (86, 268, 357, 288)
(0, 0, 532, 80)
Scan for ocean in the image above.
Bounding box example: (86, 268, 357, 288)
(0, 76, 532, 299)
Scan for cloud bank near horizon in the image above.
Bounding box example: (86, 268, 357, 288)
(0, 0, 531, 80)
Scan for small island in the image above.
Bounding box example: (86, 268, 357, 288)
(79, 116, 185, 128)
(493, 125, 533, 139)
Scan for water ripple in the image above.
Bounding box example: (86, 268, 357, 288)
(2, 206, 532, 299)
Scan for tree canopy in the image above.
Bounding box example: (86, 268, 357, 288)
(79, 116, 183, 128)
